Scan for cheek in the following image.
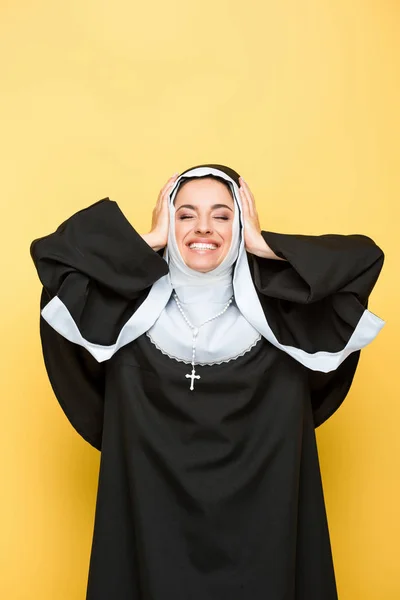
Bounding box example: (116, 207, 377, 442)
(221, 225, 233, 248)
(225, 227, 233, 243)
(174, 221, 189, 247)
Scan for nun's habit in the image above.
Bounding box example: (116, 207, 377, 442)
(30, 164, 386, 600)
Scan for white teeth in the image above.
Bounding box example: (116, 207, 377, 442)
(189, 243, 217, 250)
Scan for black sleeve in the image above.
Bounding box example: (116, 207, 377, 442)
(254, 231, 384, 306)
(249, 230, 385, 427)
(31, 198, 169, 448)
(30, 198, 169, 346)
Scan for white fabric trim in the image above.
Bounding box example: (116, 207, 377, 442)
(41, 295, 385, 371)
(41, 277, 172, 363)
(145, 331, 263, 366)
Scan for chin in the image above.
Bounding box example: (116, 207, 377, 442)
(185, 258, 220, 273)
(179, 244, 227, 272)
(180, 246, 224, 273)
(181, 251, 223, 273)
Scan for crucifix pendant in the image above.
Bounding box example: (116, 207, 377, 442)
(186, 367, 200, 391)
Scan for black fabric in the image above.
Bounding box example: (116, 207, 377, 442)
(86, 332, 336, 599)
(39, 288, 105, 450)
(247, 230, 384, 428)
(30, 198, 385, 598)
(31, 198, 169, 345)
(250, 230, 383, 353)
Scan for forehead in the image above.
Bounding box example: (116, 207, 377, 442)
(174, 177, 234, 206)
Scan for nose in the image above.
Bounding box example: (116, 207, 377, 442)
(195, 217, 213, 235)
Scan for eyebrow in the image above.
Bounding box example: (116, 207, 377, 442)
(176, 203, 233, 212)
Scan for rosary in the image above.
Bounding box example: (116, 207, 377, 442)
(172, 292, 234, 391)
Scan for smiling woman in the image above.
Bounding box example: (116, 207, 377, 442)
(173, 176, 235, 272)
(30, 163, 386, 600)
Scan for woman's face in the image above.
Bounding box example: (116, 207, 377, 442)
(173, 178, 235, 273)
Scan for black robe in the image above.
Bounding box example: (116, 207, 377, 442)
(30, 199, 385, 600)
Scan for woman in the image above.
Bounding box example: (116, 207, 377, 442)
(30, 163, 385, 600)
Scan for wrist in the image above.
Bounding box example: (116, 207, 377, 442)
(141, 231, 165, 252)
(249, 234, 286, 261)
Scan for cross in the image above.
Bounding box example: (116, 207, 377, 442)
(186, 368, 200, 391)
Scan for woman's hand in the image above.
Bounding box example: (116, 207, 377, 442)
(239, 176, 264, 253)
(239, 176, 286, 260)
(141, 173, 179, 251)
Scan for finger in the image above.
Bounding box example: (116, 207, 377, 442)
(239, 186, 250, 221)
(243, 181, 257, 219)
(240, 183, 254, 219)
(161, 178, 177, 203)
(158, 174, 178, 195)
(165, 173, 179, 187)
(157, 180, 177, 216)
(164, 174, 179, 193)
(157, 175, 178, 206)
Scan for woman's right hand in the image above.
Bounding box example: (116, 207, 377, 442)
(141, 173, 180, 251)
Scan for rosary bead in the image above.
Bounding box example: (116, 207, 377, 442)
(173, 292, 234, 390)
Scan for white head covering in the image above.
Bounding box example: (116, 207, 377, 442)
(146, 165, 262, 364)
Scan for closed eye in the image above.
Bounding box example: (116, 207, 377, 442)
(179, 216, 229, 220)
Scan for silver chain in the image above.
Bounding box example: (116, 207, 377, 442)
(172, 292, 234, 391)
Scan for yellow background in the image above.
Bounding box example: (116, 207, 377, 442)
(1, 1, 398, 598)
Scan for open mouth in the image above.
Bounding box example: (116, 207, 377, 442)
(186, 243, 220, 253)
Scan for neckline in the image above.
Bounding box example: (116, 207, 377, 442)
(145, 330, 263, 366)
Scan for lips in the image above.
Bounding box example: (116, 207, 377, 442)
(186, 239, 220, 247)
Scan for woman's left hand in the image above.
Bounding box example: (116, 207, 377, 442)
(239, 176, 264, 254)
(239, 177, 287, 261)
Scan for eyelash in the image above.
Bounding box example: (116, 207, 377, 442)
(179, 216, 229, 221)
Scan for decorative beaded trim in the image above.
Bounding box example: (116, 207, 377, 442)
(145, 330, 263, 365)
